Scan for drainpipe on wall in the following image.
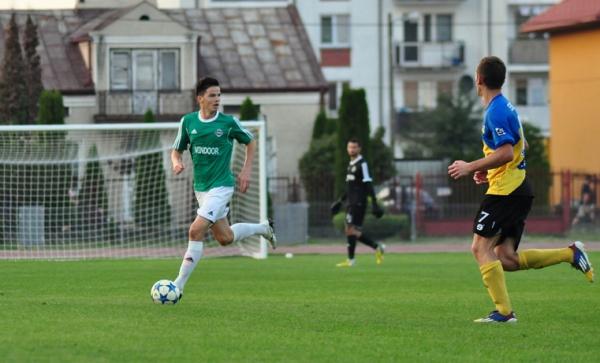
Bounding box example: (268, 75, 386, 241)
(378, 0, 383, 132)
(487, 0, 492, 55)
(388, 13, 395, 152)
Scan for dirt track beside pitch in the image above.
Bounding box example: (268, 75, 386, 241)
(270, 241, 600, 255)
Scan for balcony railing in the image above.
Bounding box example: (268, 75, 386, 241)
(395, 41, 465, 69)
(509, 39, 548, 64)
(96, 90, 195, 121)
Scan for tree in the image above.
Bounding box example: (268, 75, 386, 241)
(299, 133, 337, 201)
(311, 108, 337, 140)
(134, 109, 172, 228)
(523, 122, 551, 206)
(523, 122, 550, 172)
(37, 90, 65, 142)
(369, 127, 396, 183)
(24, 15, 42, 123)
(239, 97, 259, 120)
(79, 145, 109, 234)
(0, 14, 28, 124)
(299, 107, 338, 203)
(37, 90, 65, 125)
(403, 92, 481, 162)
(335, 87, 371, 196)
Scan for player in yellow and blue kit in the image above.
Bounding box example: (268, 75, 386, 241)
(448, 56, 594, 323)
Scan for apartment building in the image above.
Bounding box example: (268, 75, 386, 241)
(393, 0, 556, 149)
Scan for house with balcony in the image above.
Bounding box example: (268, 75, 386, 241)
(0, 1, 327, 177)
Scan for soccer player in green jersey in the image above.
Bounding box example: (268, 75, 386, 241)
(448, 56, 593, 323)
(171, 77, 276, 296)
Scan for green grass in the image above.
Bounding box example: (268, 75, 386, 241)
(307, 232, 600, 246)
(1, 253, 598, 362)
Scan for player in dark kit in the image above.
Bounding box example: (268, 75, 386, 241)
(331, 138, 385, 267)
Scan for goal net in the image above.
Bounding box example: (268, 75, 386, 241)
(0, 122, 268, 260)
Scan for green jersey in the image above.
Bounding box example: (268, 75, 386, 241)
(172, 111, 253, 192)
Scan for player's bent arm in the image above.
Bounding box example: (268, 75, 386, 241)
(237, 140, 256, 193)
(171, 149, 185, 175)
(468, 143, 514, 173)
(448, 143, 513, 179)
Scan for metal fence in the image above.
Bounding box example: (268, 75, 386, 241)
(268, 171, 600, 238)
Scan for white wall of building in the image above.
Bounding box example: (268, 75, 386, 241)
(295, 0, 393, 145)
(64, 95, 96, 124)
(222, 92, 321, 177)
(0, 0, 76, 9)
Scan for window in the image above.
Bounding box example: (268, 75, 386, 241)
(516, 79, 528, 105)
(321, 16, 332, 44)
(529, 78, 546, 105)
(133, 51, 155, 90)
(436, 14, 452, 42)
(424, 14, 432, 42)
(403, 19, 418, 63)
(110, 51, 131, 90)
(110, 49, 179, 91)
(515, 6, 549, 39)
(403, 19, 418, 42)
(160, 50, 178, 90)
(321, 15, 350, 46)
(404, 81, 418, 109)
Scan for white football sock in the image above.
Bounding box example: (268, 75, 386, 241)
(231, 223, 268, 242)
(174, 241, 203, 292)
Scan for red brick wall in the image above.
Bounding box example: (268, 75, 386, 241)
(320, 48, 351, 67)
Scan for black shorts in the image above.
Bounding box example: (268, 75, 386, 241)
(473, 194, 533, 249)
(345, 203, 366, 227)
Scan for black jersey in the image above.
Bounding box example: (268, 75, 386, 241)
(345, 155, 373, 205)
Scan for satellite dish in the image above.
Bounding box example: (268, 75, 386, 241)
(459, 75, 474, 94)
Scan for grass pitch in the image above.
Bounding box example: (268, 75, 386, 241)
(1, 252, 598, 362)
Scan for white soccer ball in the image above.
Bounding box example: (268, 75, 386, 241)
(150, 279, 181, 305)
(285, 252, 293, 259)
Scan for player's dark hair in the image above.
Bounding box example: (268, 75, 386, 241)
(476, 56, 506, 90)
(196, 77, 220, 96)
(347, 138, 361, 147)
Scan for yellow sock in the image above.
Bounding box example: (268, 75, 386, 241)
(480, 260, 512, 316)
(518, 248, 573, 270)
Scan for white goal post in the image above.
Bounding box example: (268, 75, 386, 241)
(0, 121, 268, 260)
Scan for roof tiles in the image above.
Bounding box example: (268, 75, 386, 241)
(522, 0, 600, 33)
(0, 4, 325, 94)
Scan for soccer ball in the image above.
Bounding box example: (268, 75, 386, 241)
(150, 279, 181, 305)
